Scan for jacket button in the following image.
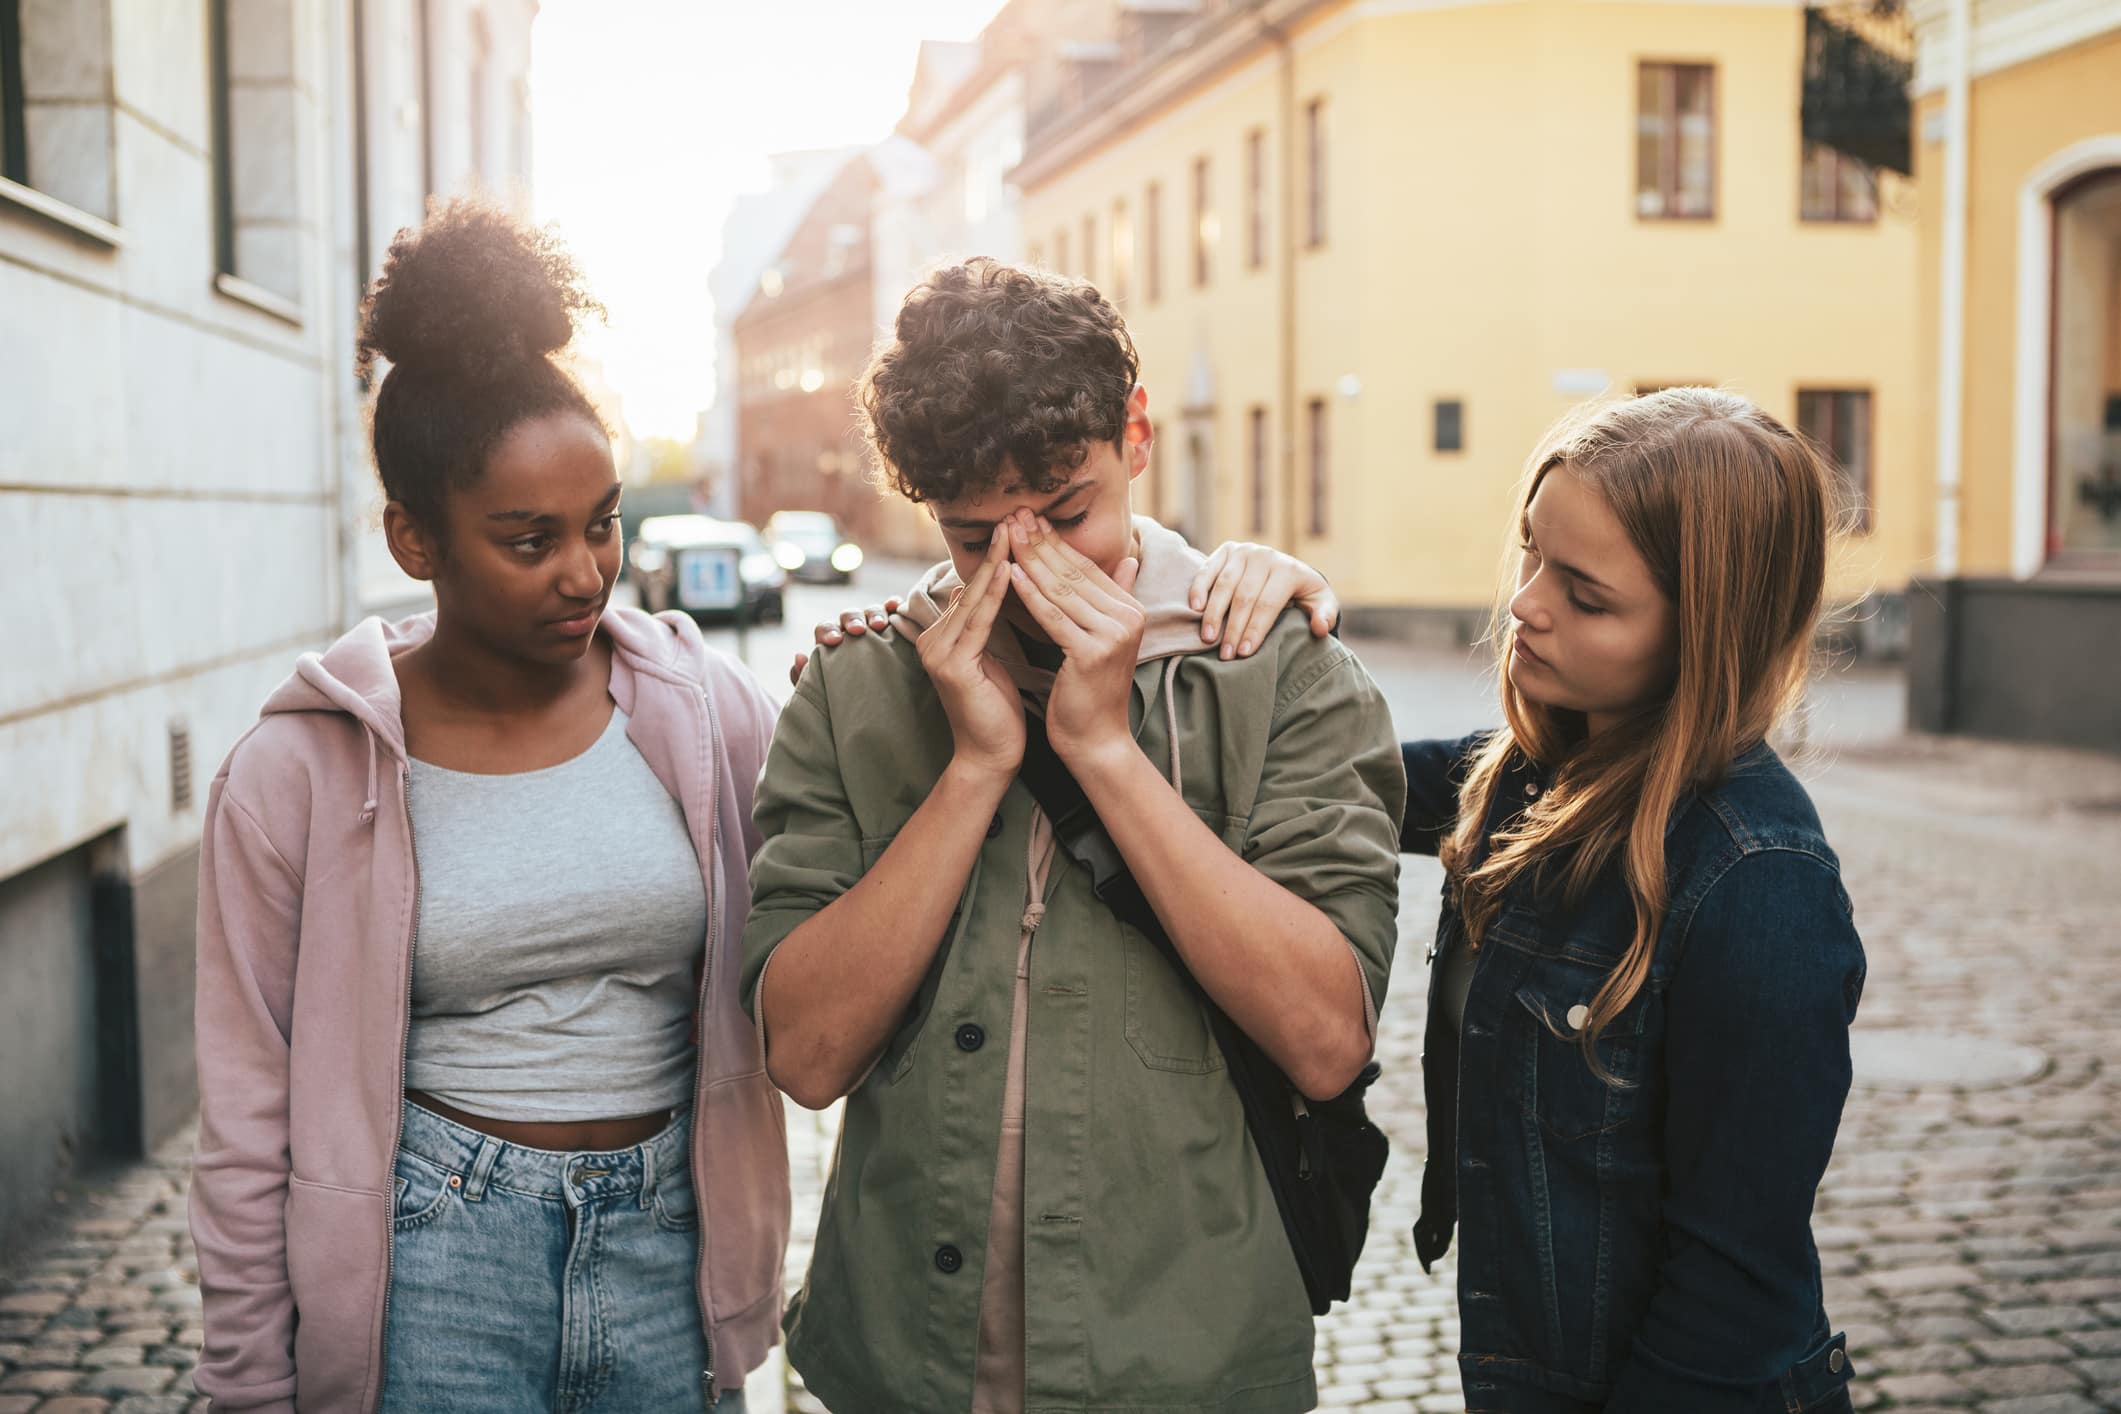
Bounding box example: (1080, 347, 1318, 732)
(987, 812, 1004, 839)
(1828, 1347, 1846, 1374)
(955, 1023, 986, 1052)
(1524, 781, 1540, 798)
(934, 1244, 963, 1274)
(1566, 1004, 1590, 1031)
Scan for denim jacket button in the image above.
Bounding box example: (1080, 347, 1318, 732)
(1566, 1004, 1590, 1031)
(1524, 782, 1540, 798)
(1828, 1347, 1846, 1374)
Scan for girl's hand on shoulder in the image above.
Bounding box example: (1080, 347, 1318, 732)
(789, 598, 901, 688)
(1188, 543, 1339, 660)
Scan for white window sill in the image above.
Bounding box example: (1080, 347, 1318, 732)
(213, 272, 303, 327)
(0, 177, 122, 249)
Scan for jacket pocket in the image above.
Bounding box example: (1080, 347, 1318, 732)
(1780, 1330, 1855, 1412)
(1508, 956, 1649, 1142)
(285, 1176, 389, 1412)
(1122, 922, 1224, 1073)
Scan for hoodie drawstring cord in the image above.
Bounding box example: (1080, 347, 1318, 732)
(1161, 657, 1183, 796)
(358, 727, 379, 825)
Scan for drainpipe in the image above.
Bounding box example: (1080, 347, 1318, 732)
(1934, 0, 1971, 579)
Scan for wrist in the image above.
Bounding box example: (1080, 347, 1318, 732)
(943, 753, 1018, 799)
(1059, 732, 1147, 788)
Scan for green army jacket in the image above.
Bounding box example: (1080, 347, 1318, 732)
(741, 606, 1405, 1414)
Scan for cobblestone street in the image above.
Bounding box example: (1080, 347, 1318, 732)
(4, 660, 2118, 1411)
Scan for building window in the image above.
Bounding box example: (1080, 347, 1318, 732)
(1245, 128, 1266, 270)
(0, 4, 23, 186)
(1306, 398, 1328, 536)
(210, 0, 302, 306)
(1248, 406, 1268, 535)
(1797, 388, 1872, 532)
(1637, 62, 1715, 220)
(1144, 181, 1162, 303)
(1305, 98, 1326, 247)
(1110, 198, 1132, 306)
(1082, 213, 1096, 284)
(1435, 399, 1464, 453)
(0, 0, 117, 224)
(1193, 155, 1214, 288)
(1800, 141, 1878, 222)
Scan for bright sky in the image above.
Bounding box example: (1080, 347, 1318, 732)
(531, 0, 1008, 442)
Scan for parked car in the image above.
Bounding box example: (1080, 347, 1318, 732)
(764, 510, 864, 584)
(628, 515, 786, 624)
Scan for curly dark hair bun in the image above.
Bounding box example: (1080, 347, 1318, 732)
(861, 258, 1139, 504)
(358, 200, 608, 532)
(356, 198, 602, 382)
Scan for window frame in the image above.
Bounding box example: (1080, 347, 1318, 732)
(1796, 386, 1874, 534)
(1248, 405, 1268, 535)
(1636, 60, 1718, 222)
(1144, 180, 1162, 303)
(1434, 399, 1464, 454)
(1306, 397, 1328, 537)
(1799, 139, 1879, 224)
(1305, 97, 1326, 248)
(1245, 127, 1266, 270)
(1192, 154, 1212, 289)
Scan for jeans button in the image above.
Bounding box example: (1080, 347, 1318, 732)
(955, 1023, 986, 1052)
(935, 1243, 963, 1274)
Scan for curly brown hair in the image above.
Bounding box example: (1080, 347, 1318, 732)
(859, 258, 1139, 503)
(356, 198, 607, 533)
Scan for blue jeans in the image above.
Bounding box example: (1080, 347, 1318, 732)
(380, 1100, 746, 1413)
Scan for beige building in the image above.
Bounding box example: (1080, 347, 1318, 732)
(1905, 0, 2121, 749)
(1013, 0, 1922, 639)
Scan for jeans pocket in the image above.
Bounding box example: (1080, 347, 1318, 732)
(652, 1170, 700, 1234)
(391, 1153, 456, 1232)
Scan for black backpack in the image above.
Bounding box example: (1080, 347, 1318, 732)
(1017, 715, 1390, 1315)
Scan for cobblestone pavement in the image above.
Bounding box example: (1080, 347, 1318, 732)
(4, 717, 2117, 1412)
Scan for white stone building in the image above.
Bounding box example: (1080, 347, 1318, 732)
(0, 0, 535, 1244)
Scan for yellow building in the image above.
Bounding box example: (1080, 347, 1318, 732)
(1905, 0, 2121, 750)
(1012, 0, 1921, 638)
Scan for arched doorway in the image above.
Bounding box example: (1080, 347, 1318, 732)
(2048, 167, 2121, 565)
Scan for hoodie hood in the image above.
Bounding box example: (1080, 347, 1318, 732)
(258, 605, 702, 824)
(890, 515, 1216, 695)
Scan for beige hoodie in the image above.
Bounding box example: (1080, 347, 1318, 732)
(893, 515, 1220, 1412)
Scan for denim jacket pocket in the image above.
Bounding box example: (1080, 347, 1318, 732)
(1780, 1330, 1854, 1412)
(1509, 957, 1650, 1142)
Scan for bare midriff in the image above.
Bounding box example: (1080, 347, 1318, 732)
(404, 1090, 674, 1152)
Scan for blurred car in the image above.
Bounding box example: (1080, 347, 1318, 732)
(764, 510, 864, 584)
(627, 515, 786, 625)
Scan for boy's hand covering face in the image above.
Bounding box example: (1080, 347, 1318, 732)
(915, 527, 1026, 779)
(1005, 509, 1145, 768)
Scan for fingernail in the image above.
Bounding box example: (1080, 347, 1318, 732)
(1202, 624, 1217, 642)
(1240, 640, 1253, 655)
(826, 631, 841, 642)
(1220, 644, 1233, 660)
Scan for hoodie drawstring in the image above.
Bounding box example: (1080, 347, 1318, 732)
(358, 726, 379, 825)
(1161, 657, 1184, 796)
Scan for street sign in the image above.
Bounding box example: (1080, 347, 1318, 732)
(677, 547, 742, 612)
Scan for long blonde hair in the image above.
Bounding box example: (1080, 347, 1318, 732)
(1440, 388, 1836, 1071)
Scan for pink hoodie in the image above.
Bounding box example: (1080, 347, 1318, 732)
(189, 606, 791, 1412)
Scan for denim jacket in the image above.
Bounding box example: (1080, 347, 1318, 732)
(1402, 734, 1865, 1413)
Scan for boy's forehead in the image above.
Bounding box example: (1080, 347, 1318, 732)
(935, 467, 1099, 526)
